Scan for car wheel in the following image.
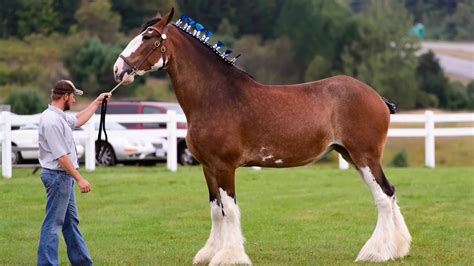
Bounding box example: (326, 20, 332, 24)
(11, 145, 22, 165)
(178, 143, 198, 166)
(96, 142, 116, 166)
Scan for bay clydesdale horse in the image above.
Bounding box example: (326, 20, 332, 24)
(113, 8, 411, 264)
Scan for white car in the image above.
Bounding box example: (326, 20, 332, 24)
(10, 123, 85, 164)
(75, 121, 167, 166)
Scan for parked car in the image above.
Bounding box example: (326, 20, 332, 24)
(10, 123, 85, 164)
(75, 121, 167, 166)
(95, 101, 198, 165)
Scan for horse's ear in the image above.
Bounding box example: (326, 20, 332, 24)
(155, 11, 162, 19)
(161, 8, 174, 25)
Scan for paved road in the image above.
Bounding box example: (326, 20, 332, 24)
(421, 42, 474, 79)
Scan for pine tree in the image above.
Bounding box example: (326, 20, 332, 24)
(341, 0, 420, 109)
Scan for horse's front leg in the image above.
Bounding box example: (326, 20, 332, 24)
(193, 165, 251, 265)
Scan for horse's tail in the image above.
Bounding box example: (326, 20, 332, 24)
(382, 97, 398, 114)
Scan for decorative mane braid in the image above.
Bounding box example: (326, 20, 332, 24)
(173, 15, 241, 65)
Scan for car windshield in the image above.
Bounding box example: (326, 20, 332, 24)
(162, 104, 184, 114)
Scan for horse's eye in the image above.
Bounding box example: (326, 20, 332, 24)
(143, 35, 152, 40)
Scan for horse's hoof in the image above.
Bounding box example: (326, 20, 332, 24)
(209, 248, 252, 265)
(355, 231, 397, 262)
(193, 246, 215, 264)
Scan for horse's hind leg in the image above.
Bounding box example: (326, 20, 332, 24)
(353, 160, 411, 262)
(193, 165, 251, 265)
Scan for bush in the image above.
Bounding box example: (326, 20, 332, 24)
(466, 81, 474, 110)
(4, 89, 48, 115)
(445, 82, 469, 110)
(389, 149, 409, 167)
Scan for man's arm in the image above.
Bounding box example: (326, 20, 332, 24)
(75, 92, 112, 128)
(57, 155, 91, 193)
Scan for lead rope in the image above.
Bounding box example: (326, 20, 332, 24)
(96, 77, 131, 162)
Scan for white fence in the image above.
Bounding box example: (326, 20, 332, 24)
(1, 110, 474, 178)
(0, 111, 186, 178)
(338, 111, 474, 169)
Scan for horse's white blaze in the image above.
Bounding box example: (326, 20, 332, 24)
(193, 189, 251, 265)
(122, 34, 143, 57)
(356, 167, 411, 262)
(113, 34, 143, 81)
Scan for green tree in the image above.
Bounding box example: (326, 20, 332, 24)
(177, 0, 285, 39)
(112, 0, 177, 33)
(304, 55, 333, 81)
(341, 0, 420, 109)
(415, 50, 448, 107)
(467, 81, 474, 109)
(52, 0, 81, 33)
(0, 0, 20, 38)
(232, 35, 299, 84)
(176, 0, 233, 31)
(16, 0, 60, 37)
(276, 0, 355, 72)
(442, 0, 474, 41)
(75, 0, 121, 43)
(66, 37, 143, 97)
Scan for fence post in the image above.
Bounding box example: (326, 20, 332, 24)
(166, 110, 178, 172)
(425, 111, 435, 168)
(338, 154, 349, 170)
(84, 121, 95, 172)
(1, 111, 12, 178)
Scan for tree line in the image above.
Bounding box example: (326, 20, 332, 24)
(1, 0, 473, 114)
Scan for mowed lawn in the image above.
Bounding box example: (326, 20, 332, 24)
(0, 165, 473, 265)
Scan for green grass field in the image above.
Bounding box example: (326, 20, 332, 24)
(1, 165, 473, 265)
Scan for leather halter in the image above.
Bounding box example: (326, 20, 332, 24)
(119, 24, 170, 73)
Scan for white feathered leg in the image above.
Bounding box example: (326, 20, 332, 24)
(209, 188, 251, 265)
(391, 196, 412, 258)
(356, 167, 411, 262)
(193, 200, 224, 264)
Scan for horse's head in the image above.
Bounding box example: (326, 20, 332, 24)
(114, 8, 174, 84)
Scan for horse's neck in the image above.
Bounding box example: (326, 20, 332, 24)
(166, 31, 255, 116)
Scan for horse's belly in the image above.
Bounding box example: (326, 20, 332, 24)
(241, 138, 331, 168)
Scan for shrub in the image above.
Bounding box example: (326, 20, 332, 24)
(466, 81, 474, 110)
(389, 149, 409, 167)
(445, 82, 469, 110)
(4, 89, 48, 115)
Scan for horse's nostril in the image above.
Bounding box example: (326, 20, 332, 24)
(118, 71, 125, 81)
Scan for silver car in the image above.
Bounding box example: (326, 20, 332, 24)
(10, 123, 84, 164)
(75, 122, 167, 166)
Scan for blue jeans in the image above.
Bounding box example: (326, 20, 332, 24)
(37, 169, 92, 266)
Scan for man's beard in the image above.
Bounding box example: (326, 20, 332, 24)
(64, 102, 70, 111)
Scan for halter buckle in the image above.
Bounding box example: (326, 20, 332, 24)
(154, 40, 161, 48)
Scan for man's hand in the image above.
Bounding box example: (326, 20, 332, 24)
(77, 177, 91, 193)
(95, 92, 112, 106)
